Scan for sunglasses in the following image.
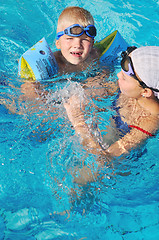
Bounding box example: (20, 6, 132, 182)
(56, 24, 97, 40)
(121, 46, 159, 92)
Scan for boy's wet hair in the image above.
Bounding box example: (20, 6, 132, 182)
(57, 6, 95, 32)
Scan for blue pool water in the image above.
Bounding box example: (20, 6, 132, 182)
(0, 0, 159, 239)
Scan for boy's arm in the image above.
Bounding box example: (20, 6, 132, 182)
(4, 81, 52, 115)
(82, 74, 118, 98)
(20, 81, 49, 101)
(20, 81, 40, 100)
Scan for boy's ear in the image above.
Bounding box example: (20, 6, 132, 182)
(56, 40, 61, 49)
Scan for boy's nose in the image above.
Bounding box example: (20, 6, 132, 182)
(73, 38, 82, 48)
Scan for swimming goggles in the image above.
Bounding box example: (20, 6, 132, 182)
(121, 46, 159, 92)
(56, 24, 97, 40)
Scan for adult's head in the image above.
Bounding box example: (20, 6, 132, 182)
(121, 46, 159, 99)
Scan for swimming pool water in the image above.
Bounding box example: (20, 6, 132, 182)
(0, 0, 159, 239)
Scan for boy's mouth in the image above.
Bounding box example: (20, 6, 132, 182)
(70, 51, 82, 57)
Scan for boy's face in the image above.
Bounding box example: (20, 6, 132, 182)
(56, 21, 94, 65)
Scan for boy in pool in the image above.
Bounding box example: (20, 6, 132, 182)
(64, 46, 159, 158)
(20, 6, 100, 100)
(54, 6, 99, 74)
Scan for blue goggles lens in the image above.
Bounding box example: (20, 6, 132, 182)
(56, 24, 97, 40)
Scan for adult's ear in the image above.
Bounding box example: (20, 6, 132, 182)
(56, 40, 61, 49)
(142, 88, 153, 98)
